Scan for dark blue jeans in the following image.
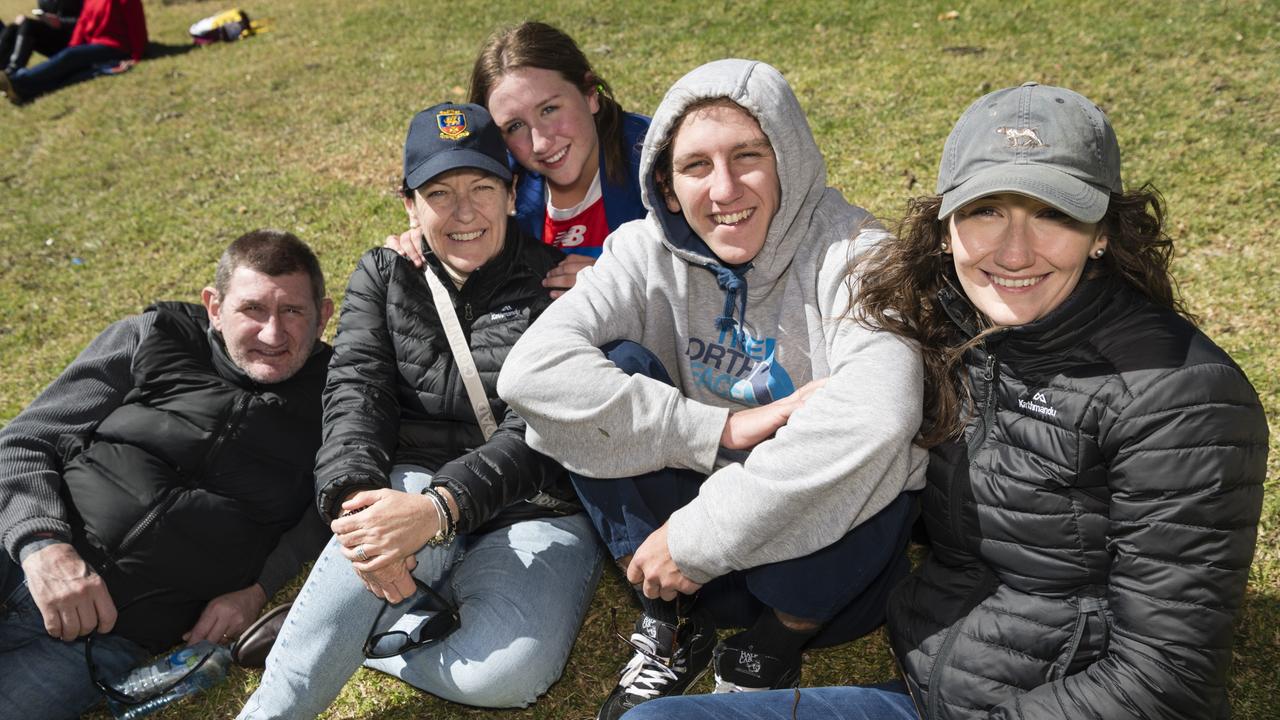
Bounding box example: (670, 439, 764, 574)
(8, 42, 126, 100)
(571, 341, 917, 647)
(0, 554, 149, 719)
(620, 682, 918, 719)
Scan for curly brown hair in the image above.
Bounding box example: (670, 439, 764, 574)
(852, 186, 1193, 447)
(468, 21, 631, 186)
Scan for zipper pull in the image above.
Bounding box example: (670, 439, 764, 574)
(464, 303, 473, 321)
(983, 354, 995, 381)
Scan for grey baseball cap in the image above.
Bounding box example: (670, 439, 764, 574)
(936, 82, 1122, 223)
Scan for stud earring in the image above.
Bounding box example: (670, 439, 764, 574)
(940, 240, 950, 252)
(1092, 248, 1105, 259)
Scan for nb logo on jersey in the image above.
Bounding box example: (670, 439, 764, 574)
(553, 225, 588, 248)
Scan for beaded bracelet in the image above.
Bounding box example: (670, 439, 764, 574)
(421, 485, 457, 546)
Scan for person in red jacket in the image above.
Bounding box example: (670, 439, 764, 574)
(0, 0, 145, 104)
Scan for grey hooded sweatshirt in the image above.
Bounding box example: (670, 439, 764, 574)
(498, 59, 927, 584)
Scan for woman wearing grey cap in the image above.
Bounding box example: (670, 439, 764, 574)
(238, 102, 599, 718)
(622, 83, 1267, 719)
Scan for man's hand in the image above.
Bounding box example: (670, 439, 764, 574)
(385, 227, 426, 268)
(331, 489, 440, 574)
(719, 378, 828, 450)
(542, 254, 596, 299)
(183, 583, 267, 646)
(20, 543, 116, 641)
(626, 523, 702, 601)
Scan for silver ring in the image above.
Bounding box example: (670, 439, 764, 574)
(355, 544, 368, 562)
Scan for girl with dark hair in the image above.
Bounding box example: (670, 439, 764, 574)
(621, 83, 1267, 720)
(389, 21, 649, 298)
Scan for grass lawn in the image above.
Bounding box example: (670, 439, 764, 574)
(2, 0, 1277, 717)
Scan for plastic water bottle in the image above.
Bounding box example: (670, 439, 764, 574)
(106, 641, 232, 719)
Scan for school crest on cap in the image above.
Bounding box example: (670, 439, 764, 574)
(436, 108, 470, 140)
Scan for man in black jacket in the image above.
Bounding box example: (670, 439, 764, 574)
(0, 229, 334, 719)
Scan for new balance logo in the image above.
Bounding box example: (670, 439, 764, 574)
(554, 224, 588, 248)
(1019, 391, 1057, 418)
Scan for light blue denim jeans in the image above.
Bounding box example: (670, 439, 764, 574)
(238, 465, 603, 718)
(620, 682, 918, 720)
(0, 555, 149, 720)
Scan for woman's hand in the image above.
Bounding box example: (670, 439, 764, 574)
(331, 489, 440, 573)
(543, 254, 597, 299)
(355, 555, 418, 603)
(719, 378, 828, 450)
(385, 227, 426, 268)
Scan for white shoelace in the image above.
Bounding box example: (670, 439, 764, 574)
(618, 633, 681, 700)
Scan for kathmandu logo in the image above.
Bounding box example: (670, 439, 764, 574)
(1018, 391, 1057, 418)
(489, 305, 520, 322)
(996, 126, 1045, 147)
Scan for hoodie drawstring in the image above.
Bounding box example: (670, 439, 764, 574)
(708, 262, 751, 349)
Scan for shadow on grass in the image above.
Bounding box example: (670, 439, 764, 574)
(146, 42, 198, 60)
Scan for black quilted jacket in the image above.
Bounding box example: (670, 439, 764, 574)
(886, 275, 1268, 719)
(314, 230, 580, 533)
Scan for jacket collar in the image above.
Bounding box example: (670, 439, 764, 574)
(939, 271, 1130, 355)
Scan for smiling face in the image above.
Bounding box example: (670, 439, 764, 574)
(486, 66, 600, 207)
(947, 193, 1108, 326)
(662, 102, 781, 266)
(203, 268, 332, 384)
(407, 168, 514, 280)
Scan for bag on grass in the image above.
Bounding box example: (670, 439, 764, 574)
(189, 8, 269, 45)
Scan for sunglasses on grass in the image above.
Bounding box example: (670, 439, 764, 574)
(363, 577, 461, 659)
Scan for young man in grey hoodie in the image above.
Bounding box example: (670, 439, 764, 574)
(498, 59, 927, 718)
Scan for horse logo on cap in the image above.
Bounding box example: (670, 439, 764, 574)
(996, 126, 1045, 147)
(437, 109, 471, 140)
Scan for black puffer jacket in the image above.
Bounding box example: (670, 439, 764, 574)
(62, 303, 329, 652)
(314, 230, 580, 533)
(887, 276, 1268, 719)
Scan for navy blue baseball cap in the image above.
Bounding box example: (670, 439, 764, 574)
(403, 102, 512, 190)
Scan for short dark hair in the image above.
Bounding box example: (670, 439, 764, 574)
(214, 229, 326, 307)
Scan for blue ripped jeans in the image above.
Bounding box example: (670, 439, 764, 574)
(238, 465, 603, 718)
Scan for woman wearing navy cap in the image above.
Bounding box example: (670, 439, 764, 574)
(622, 83, 1267, 720)
(238, 102, 599, 718)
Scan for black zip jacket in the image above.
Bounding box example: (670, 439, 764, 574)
(886, 275, 1268, 719)
(314, 229, 579, 533)
(60, 302, 331, 652)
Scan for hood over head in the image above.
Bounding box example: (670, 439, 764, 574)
(640, 59, 831, 341)
(641, 59, 828, 280)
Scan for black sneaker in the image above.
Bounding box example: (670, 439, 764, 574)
(710, 632, 802, 693)
(596, 611, 716, 720)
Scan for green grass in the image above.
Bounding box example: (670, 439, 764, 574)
(2, 0, 1277, 717)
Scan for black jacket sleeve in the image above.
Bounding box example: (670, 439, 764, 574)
(314, 251, 401, 521)
(431, 402, 569, 535)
